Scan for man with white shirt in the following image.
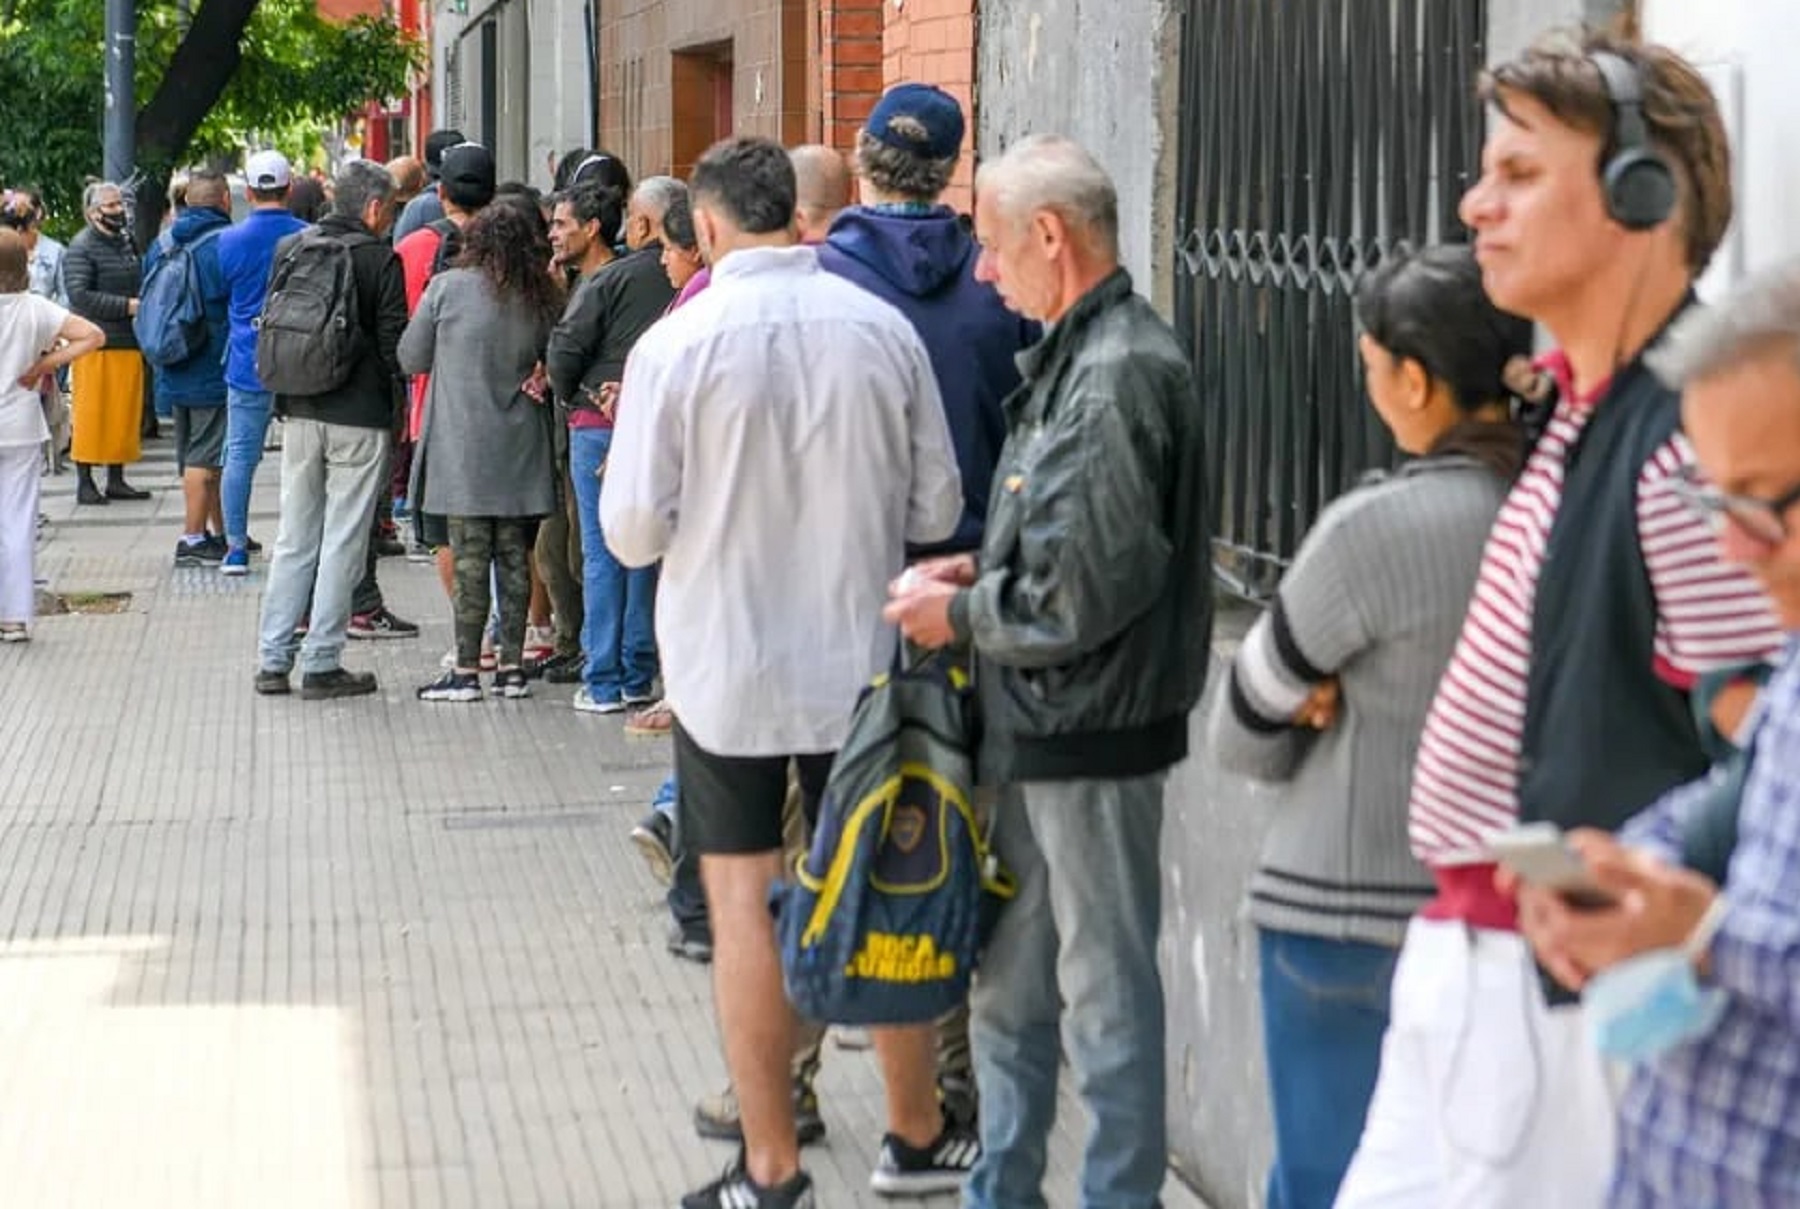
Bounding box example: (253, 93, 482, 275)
(601, 136, 963, 1209)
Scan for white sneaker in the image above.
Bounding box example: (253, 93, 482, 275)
(573, 687, 625, 714)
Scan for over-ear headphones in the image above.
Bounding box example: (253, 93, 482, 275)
(1590, 50, 1677, 231)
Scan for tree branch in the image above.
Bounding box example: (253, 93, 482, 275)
(134, 0, 262, 165)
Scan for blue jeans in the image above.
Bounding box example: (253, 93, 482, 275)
(966, 774, 1168, 1209)
(1258, 928, 1395, 1209)
(569, 426, 658, 702)
(222, 386, 274, 548)
(257, 419, 388, 675)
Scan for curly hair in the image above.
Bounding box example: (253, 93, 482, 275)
(456, 203, 564, 324)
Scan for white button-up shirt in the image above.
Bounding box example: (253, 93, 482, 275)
(601, 243, 962, 756)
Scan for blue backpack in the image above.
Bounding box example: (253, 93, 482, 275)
(135, 227, 223, 368)
(777, 654, 1014, 1026)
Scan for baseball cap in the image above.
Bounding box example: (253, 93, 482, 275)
(423, 129, 468, 177)
(440, 142, 497, 210)
(864, 83, 965, 161)
(244, 149, 292, 191)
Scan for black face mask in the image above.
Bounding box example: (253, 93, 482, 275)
(96, 211, 126, 236)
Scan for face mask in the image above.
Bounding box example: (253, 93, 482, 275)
(96, 211, 126, 235)
(1584, 899, 1729, 1063)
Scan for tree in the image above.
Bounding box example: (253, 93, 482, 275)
(0, 0, 419, 241)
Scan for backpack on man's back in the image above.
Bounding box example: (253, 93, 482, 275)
(255, 230, 362, 396)
(135, 228, 225, 368)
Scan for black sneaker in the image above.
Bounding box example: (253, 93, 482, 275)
(347, 607, 420, 640)
(541, 651, 584, 684)
(417, 670, 482, 703)
(373, 536, 406, 558)
(631, 810, 675, 885)
(869, 1121, 981, 1197)
(682, 1157, 814, 1209)
(254, 669, 291, 696)
(667, 922, 713, 965)
(174, 537, 225, 567)
(300, 668, 379, 700)
(495, 667, 531, 699)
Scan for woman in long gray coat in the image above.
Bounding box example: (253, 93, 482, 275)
(400, 203, 561, 702)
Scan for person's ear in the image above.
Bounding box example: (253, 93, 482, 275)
(1031, 209, 1066, 261)
(1399, 356, 1432, 411)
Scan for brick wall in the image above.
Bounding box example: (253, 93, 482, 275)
(598, 0, 810, 181)
(819, 0, 885, 154)
(882, 0, 977, 211)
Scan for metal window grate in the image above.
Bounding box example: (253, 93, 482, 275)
(1174, 0, 1488, 600)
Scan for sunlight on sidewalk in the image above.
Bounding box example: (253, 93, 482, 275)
(0, 937, 369, 1209)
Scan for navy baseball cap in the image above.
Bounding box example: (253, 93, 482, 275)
(864, 83, 965, 161)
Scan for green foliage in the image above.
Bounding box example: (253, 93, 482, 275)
(0, 0, 419, 239)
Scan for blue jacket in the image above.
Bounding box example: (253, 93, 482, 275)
(217, 207, 309, 393)
(819, 207, 1038, 556)
(143, 206, 233, 404)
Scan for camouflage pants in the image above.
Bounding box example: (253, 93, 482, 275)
(447, 516, 537, 669)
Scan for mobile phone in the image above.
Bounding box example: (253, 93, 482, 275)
(1487, 823, 1619, 911)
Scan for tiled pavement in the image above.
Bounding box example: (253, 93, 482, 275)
(1, 439, 1210, 1209)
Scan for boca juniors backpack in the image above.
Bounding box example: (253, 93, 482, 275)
(777, 653, 1014, 1026)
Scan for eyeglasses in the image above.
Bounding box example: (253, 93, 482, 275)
(1672, 465, 1800, 545)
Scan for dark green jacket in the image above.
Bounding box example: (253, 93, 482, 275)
(951, 269, 1214, 783)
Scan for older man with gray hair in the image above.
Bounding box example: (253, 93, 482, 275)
(886, 134, 1213, 1208)
(1516, 259, 1800, 1208)
(623, 174, 687, 253)
(253, 160, 407, 700)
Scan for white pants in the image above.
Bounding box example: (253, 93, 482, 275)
(0, 444, 40, 624)
(1334, 918, 1621, 1209)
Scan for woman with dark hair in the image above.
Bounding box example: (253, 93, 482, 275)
(0, 228, 104, 641)
(284, 176, 327, 224)
(1206, 243, 1532, 1209)
(399, 203, 563, 702)
(552, 147, 633, 198)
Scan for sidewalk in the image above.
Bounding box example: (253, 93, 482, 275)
(0, 436, 1210, 1209)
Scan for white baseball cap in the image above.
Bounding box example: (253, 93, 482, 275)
(244, 150, 292, 191)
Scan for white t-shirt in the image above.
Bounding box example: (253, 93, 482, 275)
(0, 291, 66, 449)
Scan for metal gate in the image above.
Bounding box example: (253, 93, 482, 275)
(1175, 0, 1489, 599)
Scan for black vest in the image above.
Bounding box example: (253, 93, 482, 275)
(1517, 345, 1710, 840)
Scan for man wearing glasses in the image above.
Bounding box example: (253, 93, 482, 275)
(1515, 260, 1800, 1207)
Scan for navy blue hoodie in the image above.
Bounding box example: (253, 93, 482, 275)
(819, 207, 1039, 556)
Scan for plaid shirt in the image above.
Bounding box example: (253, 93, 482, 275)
(1613, 636, 1800, 1207)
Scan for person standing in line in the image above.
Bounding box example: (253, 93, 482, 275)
(1208, 244, 1531, 1209)
(401, 203, 561, 703)
(63, 180, 149, 506)
(142, 169, 235, 567)
(216, 151, 308, 575)
(252, 161, 407, 701)
(885, 134, 1214, 1209)
(816, 82, 1040, 1197)
(1334, 35, 1782, 1208)
(545, 179, 674, 718)
(0, 229, 103, 642)
(602, 136, 962, 1209)
(392, 128, 468, 244)
(788, 145, 851, 244)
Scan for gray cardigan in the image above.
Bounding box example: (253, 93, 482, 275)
(400, 269, 557, 518)
(1207, 456, 1504, 947)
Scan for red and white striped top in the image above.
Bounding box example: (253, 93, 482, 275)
(1409, 365, 1783, 869)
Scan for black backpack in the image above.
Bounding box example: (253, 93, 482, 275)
(255, 230, 362, 396)
(426, 217, 462, 280)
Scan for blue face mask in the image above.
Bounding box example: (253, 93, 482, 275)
(1584, 910, 1729, 1063)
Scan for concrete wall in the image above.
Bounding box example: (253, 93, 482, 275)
(525, 0, 599, 189)
(975, 0, 1179, 311)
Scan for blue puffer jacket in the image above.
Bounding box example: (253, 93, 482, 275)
(143, 206, 233, 404)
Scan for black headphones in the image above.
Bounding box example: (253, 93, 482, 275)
(1590, 50, 1678, 231)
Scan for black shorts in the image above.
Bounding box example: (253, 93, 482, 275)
(674, 720, 835, 855)
(173, 403, 227, 470)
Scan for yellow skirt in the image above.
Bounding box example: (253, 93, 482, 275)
(70, 349, 145, 466)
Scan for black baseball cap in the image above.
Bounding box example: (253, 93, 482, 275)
(440, 142, 496, 210)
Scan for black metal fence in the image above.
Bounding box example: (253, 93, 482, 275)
(1175, 0, 1489, 599)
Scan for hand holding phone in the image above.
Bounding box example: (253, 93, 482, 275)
(1488, 823, 1620, 911)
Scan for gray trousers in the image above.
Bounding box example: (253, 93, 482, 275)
(257, 419, 388, 675)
